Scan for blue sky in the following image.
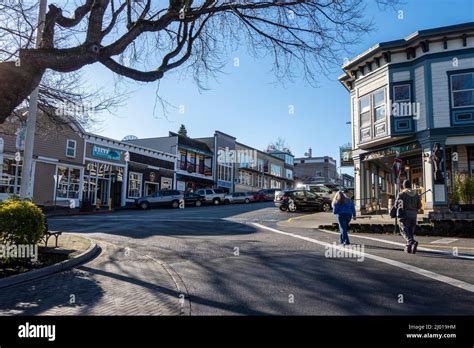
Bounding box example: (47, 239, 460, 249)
(82, 0, 473, 175)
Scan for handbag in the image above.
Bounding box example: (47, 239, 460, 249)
(389, 205, 397, 218)
(390, 199, 405, 219)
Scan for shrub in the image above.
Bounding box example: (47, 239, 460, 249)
(0, 198, 46, 245)
(454, 173, 474, 204)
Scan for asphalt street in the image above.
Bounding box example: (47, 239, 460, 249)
(4, 202, 474, 315)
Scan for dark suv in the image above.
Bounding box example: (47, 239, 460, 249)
(274, 189, 332, 212)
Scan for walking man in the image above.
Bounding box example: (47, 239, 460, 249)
(396, 179, 422, 253)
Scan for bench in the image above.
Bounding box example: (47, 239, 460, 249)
(43, 221, 62, 248)
(43, 231, 63, 248)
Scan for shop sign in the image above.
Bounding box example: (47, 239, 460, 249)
(92, 145, 121, 161)
(340, 146, 353, 167)
(217, 180, 232, 188)
(15, 126, 26, 151)
(362, 143, 419, 161)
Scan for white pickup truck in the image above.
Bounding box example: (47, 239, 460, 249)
(194, 188, 227, 205)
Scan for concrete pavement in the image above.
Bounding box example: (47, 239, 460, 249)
(0, 202, 472, 315)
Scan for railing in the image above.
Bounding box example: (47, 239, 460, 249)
(177, 161, 212, 176)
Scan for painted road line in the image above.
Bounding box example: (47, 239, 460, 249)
(253, 223, 474, 293)
(419, 244, 474, 251)
(431, 238, 458, 244)
(316, 229, 474, 260)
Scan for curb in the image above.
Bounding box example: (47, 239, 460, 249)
(0, 236, 101, 289)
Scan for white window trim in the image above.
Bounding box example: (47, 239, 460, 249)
(128, 171, 143, 199)
(54, 165, 81, 201)
(450, 72, 474, 109)
(66, 139, 77, 158)
(373, 88, 386, 124)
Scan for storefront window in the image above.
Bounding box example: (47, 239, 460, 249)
(469, 148, 474, 176)
(56, 166, 81, 199)
(128, 172, 142, 198)
(0, 157, 22, 195)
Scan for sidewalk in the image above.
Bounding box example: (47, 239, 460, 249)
(0, 239, 187, 315)
(278, 212, 426, 229)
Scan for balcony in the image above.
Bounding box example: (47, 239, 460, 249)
(177, 160, 212, 176)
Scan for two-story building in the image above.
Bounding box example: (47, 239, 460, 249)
(293, 156, 338, 185)
(0, 111, 176, 208)
(339, 22, 474, 212)
(197, 131, 292, 192)
(126, 132, 214, 192)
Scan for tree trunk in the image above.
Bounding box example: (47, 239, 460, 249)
(0, 59, 45, 123)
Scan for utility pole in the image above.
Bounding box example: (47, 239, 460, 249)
(19, 0, 47, 199)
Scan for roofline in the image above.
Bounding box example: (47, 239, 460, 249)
(85, 132, 177, 159)
(342, 22, 474, 70)
(214, 130, 236, 140)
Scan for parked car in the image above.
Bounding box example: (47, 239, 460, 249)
(135, 190, 184, 209)
(224, 192, 254, 204)
(194, 188, 227, 205)
(274, 189, 332, 213)
(183, 192, 206, 207)
(254, 189, 278, 202)
(296, 183, 354, 201)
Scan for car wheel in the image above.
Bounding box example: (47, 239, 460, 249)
(171, 200, 179, 208)
(288, 203, 298, 213)
(224, 199, 230, 204)
(244, 198, 250, 204)
(213, 198, 220, 205)
(140, 202, 149, 210)
(322, 202, 331, 212)
(279, 206, 288, 212)
(195, 200, 202, 207)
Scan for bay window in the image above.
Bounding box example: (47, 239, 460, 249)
(373, 89, 386, 122)
(451, 72, 474, 108)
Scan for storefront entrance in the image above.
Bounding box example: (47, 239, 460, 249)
(144, 182, 159, 196)
(83, 161, 124, 209)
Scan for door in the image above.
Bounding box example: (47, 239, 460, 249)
(304, 191, 321, 209)
(97, 178, 109, 208)
(292, 191, 306, 208)
(145, 182, 159, 196)
(112, 181, 122, 208)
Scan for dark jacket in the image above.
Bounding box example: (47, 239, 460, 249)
(396, 189, 421, 219)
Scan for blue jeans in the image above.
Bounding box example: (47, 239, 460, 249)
(337, 213, 352, 244)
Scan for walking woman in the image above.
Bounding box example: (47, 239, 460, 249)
(332, 191, 356, 245)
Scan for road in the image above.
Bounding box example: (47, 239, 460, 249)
(1, 202, 473, 315)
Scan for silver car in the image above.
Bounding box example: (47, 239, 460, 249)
(224, 192, 253, 204)
(135, 190, 184, 209)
